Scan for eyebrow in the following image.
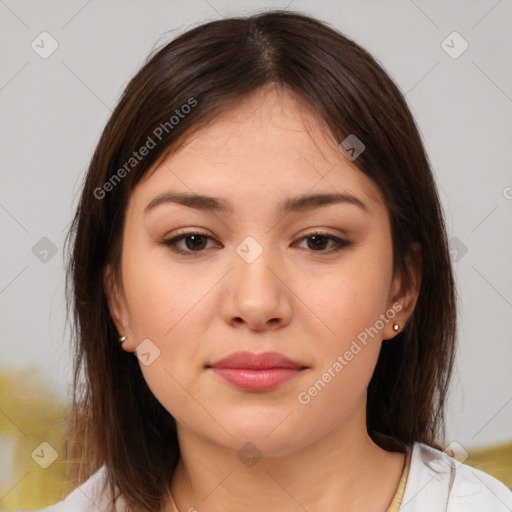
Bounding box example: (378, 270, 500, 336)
(144, 191, 368, 216)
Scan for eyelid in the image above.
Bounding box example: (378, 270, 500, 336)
(168, 227, 212, 238)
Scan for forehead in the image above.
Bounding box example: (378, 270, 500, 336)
(135, 87, 384, 211)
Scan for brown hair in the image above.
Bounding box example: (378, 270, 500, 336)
(65, 9, 457, 512)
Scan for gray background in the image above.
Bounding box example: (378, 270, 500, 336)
(1, 0, 511, 480)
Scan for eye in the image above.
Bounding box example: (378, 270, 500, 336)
(163, 231, 220, 255)
(162, 230, 351, 256)
(294, 232, 352, 253)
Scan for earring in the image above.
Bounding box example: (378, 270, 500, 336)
(392, 324, 401, 332)
(118, 335, 126, 344)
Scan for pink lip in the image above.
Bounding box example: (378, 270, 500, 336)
(207, 351, 307, 392)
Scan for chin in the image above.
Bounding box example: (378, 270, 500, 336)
(215, 413, 310, 457)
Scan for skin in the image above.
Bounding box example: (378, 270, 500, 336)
(105, 85, 421, 512)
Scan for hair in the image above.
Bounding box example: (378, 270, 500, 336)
(64, 9, 458, 512)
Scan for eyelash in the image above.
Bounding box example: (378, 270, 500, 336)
(162, 230, 352, 256)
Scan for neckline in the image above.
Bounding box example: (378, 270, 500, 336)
(165, 445, 414, 512)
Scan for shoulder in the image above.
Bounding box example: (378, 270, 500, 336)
(401, 442, 512, 511)
(11, 466, 127, 512)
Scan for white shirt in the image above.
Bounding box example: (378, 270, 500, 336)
(13, 442, 512, 511)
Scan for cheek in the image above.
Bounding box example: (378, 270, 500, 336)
(121, 245, 222, 390)
(123, 258, 213, 423)
(295, 275, 384, 422)
(122, 245, 218, 340)
(306, 260, 391, 346)
(298, 255, 391, 396)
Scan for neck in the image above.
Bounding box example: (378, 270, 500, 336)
(167, 407, 406, 512)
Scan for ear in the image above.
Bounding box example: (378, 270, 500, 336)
(383, 242, 422, 340)
(103, 264, 135, 352)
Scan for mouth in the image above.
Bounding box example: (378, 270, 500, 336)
(206, 351, 308, 392)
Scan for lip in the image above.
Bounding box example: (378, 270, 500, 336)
(207, 351, 307, 392)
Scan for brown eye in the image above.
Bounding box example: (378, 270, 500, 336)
(306, 235, 330, 250)
(296, 233, 352, 253)
(183, 234, 208, 251)
(163, 232, 220, 255)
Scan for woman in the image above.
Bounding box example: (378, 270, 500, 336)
(20, 9, 512, 512)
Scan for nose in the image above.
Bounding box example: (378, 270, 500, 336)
(220, 247, 293, 332)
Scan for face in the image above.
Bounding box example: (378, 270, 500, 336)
(106, 86, 418, 457)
